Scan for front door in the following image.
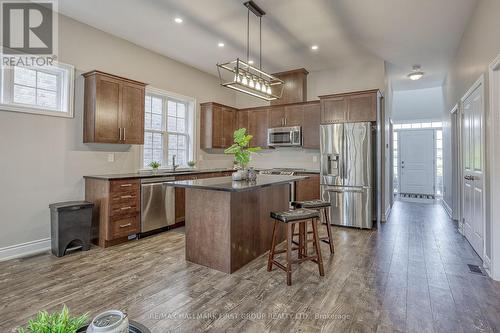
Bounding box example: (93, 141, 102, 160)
(399, 129, 435, 195)
(462, 81, 485, 258)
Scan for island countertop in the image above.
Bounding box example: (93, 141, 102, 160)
(165, 174, 308, 192)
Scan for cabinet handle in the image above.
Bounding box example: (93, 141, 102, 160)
(120, 184, 132, 187)
(119, 223, 132, 228)
(123, 128, 126, 141)
(284, 118, 287, 126)
(121, 195, 132, 199)
(121, 206, 132, 210)
(119, 128, 122, 141)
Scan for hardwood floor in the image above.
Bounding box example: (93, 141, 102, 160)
(1, 201, 500, 332)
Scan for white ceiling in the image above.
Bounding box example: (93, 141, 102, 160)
(58, 0, 478, 90)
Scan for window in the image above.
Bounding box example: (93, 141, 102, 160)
(143, 88, 194, 169)
(0, 62, 74, 117)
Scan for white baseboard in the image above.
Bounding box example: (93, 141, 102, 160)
(0, 238, 51, 262)
(382, 205, 392, 222)
(441, 199, 453, 219)
(484, 255, 492, 277)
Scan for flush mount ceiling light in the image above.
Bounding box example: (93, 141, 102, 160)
(218, 42, 225, 47)
(311, 45, 319, 51)
(408, 65, 424, 80)
(217, 1, 284, 101)
(174, 17, 183, 23)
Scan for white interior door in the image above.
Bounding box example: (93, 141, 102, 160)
(462, 81, 485, 258)
(399, 129, 435, 195)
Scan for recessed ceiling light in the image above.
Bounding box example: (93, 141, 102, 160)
(408, 65, 424, 80)
(218, 42, 225, 47)
(174, 17, 183, 23)
(311, 45, 319, 51)
(248, 60, 254, 64)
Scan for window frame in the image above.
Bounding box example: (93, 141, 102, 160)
(141, 87, 196, 170)
(0, 61, 75, 118)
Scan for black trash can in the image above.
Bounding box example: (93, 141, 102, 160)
(49, 201, 94, 257)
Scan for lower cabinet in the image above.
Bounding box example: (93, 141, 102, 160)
(85, 178, 141, 248)
(295, 173, 320, 201)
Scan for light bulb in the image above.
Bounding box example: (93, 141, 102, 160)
(266, 85, 272, 94)
(249, 77, 255, 88)
(241, 76, 248, 85)
(255, 81, 261, 91)
(261, 83, 267, 93)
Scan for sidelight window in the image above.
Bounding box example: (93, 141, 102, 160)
(143, 88, 194, 169)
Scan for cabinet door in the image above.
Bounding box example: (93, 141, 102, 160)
(222, 107, 236, 148)
(284, 104, 304, 126)
(95, 75, 121, 143)
(237, 110, 249, 130)
(321, 97, 347, 124)
(347, 92, 377, 122)
(302, 103, 320, 149)
(211, 104, 224, 148)
(295, 174, 320, 201)
(268, 107, 285, 127)
(248, 109, 269, 148)
(120, 83, 145, 144)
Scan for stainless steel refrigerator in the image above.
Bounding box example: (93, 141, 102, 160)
(320, 122, 374, 229)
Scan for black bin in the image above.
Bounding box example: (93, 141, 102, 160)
(49, 201, 94, 257)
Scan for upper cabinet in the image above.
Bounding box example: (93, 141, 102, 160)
(301, 102, 321, 149)
(271, 68, 308, 106)
(200, 102, 237, 149)
(247, 108, 269, 148)
(83, 71, 146, 144)
(319, 89, 380, 124)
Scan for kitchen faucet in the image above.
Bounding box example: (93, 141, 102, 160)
(172, 155, 179, 172)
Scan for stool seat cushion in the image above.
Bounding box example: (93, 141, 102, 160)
(270, 208, 319, 223)
(292, 200, 331, 209)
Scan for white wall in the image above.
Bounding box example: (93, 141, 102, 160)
(0, 14, 237, 252)
(442, 0, 500, 266)
(392, 87, 445, 122)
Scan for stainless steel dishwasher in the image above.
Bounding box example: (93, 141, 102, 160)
(140, 177, 176, 233)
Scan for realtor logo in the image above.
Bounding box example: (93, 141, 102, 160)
(1, 1, 53, 55)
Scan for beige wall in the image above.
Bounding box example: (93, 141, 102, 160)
(382, 63, 394, 221)
(0, 14, 237, 251)
(442, 0, 500, 259)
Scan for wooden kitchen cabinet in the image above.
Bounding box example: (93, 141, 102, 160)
(295, 173, 320, 201)
(247, 108, 269, 148)
(200, 102, 237, 149)
(268, 106, 285, 127)
(284, 104, 304, 126)
(320, 89, 380, 124)
(83, 71, 146, 144)
(85, 178, 141, 248)
(301, 102, 321, 149)
(237, 110, 249, 130)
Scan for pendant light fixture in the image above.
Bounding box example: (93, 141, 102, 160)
(217, 1, 284, 101)
(408, 65, 425, 81)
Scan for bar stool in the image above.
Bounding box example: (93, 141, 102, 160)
(268, 208, 325, 286)
(292, 200, 334, 254)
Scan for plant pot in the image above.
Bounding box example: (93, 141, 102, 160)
(152, 169, 159, 175)
(232, 169, 248, 181)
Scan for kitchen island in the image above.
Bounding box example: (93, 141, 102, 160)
(166, 174, 308, 273)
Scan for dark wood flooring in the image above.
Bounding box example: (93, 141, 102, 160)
(1, 201, 500, 332)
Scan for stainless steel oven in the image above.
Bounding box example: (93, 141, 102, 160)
(267, 126, 302, 147)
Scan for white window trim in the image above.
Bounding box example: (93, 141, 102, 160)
(0, 61, 75, 118)
(140, 86, 196, 171)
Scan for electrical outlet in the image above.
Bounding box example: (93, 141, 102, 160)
(313, 155, 318, 163)
(108, 153, 115, 162)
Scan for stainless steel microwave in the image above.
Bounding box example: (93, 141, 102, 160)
(267, 126, 302, 147)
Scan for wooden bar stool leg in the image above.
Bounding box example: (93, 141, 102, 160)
(323, 208, 335, 254)
(267, 220, 278, 272)
(311, 218, 325, 277)
(300, 221, 307, 257)
(286, 223, 293, 286)
(296, 222, 303, 259)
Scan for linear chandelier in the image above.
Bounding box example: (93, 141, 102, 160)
(217, 1, 284, 101)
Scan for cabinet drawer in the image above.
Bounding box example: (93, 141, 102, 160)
(110, 200, 139, 218)
(110, 179, 140, 194)
(109, 215, 140, 239)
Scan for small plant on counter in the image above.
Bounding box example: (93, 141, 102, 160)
(149, 161, 161, 170)
(18, 305, 88, 333)
(187, 160, 196, 168)
(225, 128, 261, 181)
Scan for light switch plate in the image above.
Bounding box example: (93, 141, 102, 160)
(313, 155, 318, 163)
(108, 153, 115, 162)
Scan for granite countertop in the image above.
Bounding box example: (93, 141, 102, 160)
(83, 168, 319, 180)
(164, 174, 308, 192)
(83, 168, 234, 180)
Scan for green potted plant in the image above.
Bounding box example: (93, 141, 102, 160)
(149, 161, 161, 174)
(224, 128, 261, 181)
(187, 160, 196, 168)
(18, 305, 88, 333)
